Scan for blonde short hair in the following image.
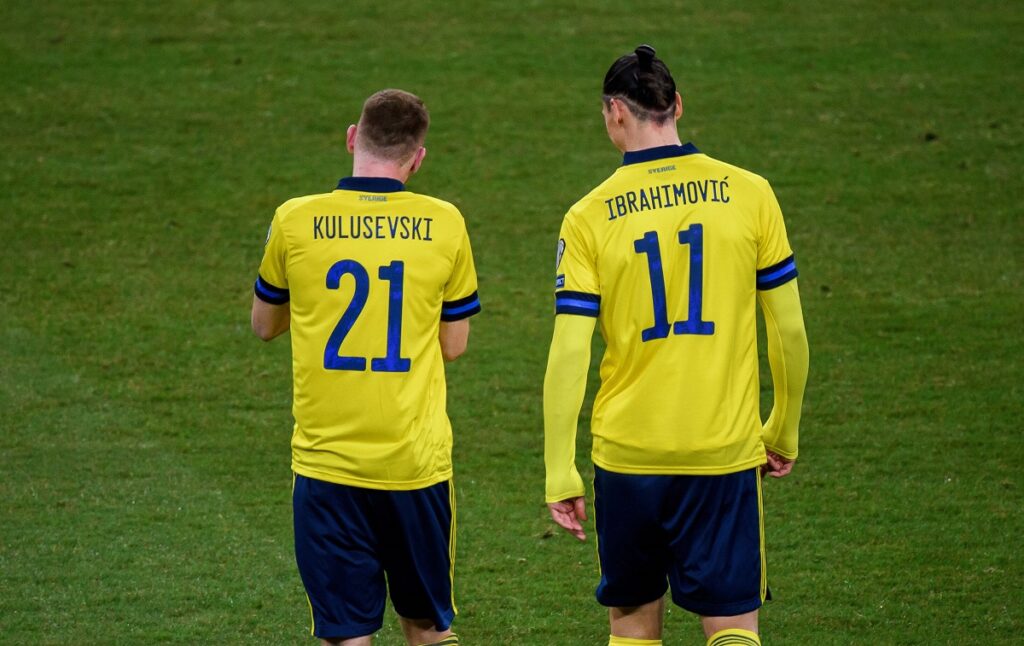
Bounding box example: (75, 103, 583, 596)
(357, 89, 429, 162)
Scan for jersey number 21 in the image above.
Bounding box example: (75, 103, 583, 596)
(322, 259, 411, 373)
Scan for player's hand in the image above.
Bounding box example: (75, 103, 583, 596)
(762, 450, 795, 478)
(548, 497, 588, 541)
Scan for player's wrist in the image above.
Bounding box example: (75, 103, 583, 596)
(545, 488, 586, 504)
(765, 444, 797, 460)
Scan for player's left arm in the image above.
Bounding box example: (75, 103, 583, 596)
(251, 295, 290, 341)
(757, 278, 809, 468)
(439, 319, 470, 361)
(439, 220, 481, 361)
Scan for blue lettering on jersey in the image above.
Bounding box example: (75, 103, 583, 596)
(312, 216, 434, 241)
(605, 176, 731, 221)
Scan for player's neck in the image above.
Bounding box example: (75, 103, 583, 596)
(623, 125, 682, 153)
(351, 155, 411, 184)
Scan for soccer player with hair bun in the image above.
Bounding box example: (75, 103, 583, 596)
(252, 89, 479, 646)
(544, 46, 809, 646)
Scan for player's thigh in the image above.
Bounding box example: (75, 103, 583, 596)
(293, 475, 388, 639)
(593, 466, 672, 607)
(373, 480, 456, 631)
(664, 469, 766, 617)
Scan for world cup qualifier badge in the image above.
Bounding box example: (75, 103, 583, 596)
(555, 238, 566, 269)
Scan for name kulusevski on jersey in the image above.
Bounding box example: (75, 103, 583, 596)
(255, 176, 481, 491)
(554, 143, 797, 476)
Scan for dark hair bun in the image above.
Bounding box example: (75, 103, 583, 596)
(602, 44, 676, 117)
(635, 44, 656, 70)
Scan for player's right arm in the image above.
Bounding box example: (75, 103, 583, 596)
(544, 210, 600, 540)
(251, 210, 291, 342)
(544, 314, 595, 540)
(251, 296, 290, 341)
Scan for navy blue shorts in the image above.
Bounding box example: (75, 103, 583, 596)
(593, 466, 767, 617)
(292, 475, 456, 640)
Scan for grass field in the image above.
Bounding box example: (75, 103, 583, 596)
(1, 1, 1022, 644)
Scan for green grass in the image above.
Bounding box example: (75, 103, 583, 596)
(1, 1, 1021, 643)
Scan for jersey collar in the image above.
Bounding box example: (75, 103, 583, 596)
(622, 142, 701, 166)
(336, 176, 406, 193)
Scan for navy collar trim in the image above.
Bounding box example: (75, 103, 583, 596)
(336, 176, 405, 193)
(622, 142, 701, 166)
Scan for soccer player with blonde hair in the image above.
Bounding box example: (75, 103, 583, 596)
(544, 46, 808, 646)
(253, 89, 479, 646)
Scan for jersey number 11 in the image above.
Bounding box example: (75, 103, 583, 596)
(633, 224, 715, 342)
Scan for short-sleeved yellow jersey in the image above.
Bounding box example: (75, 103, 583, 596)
(255, 176, 480, 490)
(554, 144, 797, 475)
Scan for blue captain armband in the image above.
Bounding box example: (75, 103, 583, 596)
(254, 274, 290, 304)
(441, 291, 481, 321)
(555, 290, 600, 317)
(756, 255, 798, 290)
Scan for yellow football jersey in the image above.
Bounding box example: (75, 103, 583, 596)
(255, 176, 480, 490)
(554, 143, 797, 475)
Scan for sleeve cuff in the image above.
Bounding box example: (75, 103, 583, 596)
(441, 291, 481, 321)
(554, 290, 600, 317)
(756, 255, 798, 290)
(764, 443, 798, 460)
(254, 274, 289, 305)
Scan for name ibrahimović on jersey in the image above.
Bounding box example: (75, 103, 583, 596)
(312, 214, 433, 241)
(605, 173, 731, 221)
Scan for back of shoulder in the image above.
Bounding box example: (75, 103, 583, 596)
(564, 171, 624, 224)
(275, 192, 335, 222)
(408, 192, 466, 225)
(696, 154, 774, 196)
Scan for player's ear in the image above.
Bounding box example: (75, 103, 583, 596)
(346, 124, 357, 154)
(674, 92, 683, 121)
(609, 98, 626, 124)
(409, 146, 426, 175)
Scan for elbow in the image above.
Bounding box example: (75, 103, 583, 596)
(251, 298, 289, 341)
(254, 329, 276, 342)
(251, 316, 278, 342)
(252, 323, 275, 342)
(439, 320, 470, 361)
(441, 342, 466, 362)
(777, 319, 809, 351)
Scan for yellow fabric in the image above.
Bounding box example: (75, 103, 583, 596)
(757, 279, 808, 459)
(549, 149, 799, 477)
(707, 627, 761, 645)
(609, 637, 662, 645)
(756, 472, 767, 601)
(416, 634, 459, 646)
(448, 481, 458, 614)
(543, 315, 597, 501)
(258, 185, 479, 489)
